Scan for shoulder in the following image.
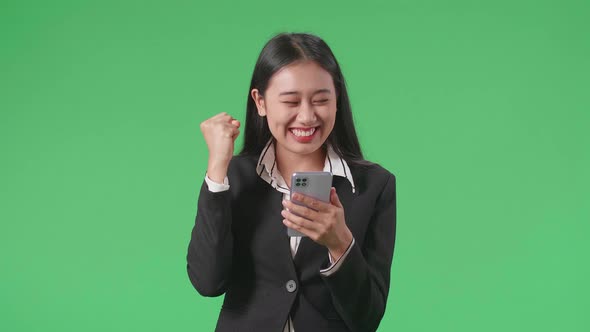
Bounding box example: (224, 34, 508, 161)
(224, 154, 260, 190)
(348, 159, 396, 195)
(349, 158, 395, 181)
(227, 153, 258, 173)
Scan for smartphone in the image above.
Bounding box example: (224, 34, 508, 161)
(287, 171, 333, 237)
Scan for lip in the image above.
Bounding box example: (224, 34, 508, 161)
(288, 126, 319, 130)
(289, 126, 319, 143)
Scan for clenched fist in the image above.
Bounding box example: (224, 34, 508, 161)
(200, 112, 240, 183)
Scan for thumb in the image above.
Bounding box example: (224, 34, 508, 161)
(231, 128, 240, 141)
(330, 187, 342, 208)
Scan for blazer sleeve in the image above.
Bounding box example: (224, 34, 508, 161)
(186, 177, 234, 297)
(320, 172, 397, 332)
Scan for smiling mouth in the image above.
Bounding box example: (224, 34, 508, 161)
(289, 127, 317, 137)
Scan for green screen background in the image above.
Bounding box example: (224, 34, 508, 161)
(1, 0, 588, 331)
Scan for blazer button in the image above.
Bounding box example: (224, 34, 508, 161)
(285, 280, 297, 293)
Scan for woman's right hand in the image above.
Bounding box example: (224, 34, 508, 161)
(200, 112, 240, 183)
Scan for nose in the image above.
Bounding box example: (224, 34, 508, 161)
(296, 101, 317, 125)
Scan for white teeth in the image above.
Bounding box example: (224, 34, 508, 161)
(290, 127, 316, 137)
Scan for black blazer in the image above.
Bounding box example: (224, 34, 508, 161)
(186, 154, 397, 332)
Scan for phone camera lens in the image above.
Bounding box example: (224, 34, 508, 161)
(296, 183, 300, 186)
(302, 183, 307, 187)
(296, 178, 301, 182)
(302, 178, 307, 182)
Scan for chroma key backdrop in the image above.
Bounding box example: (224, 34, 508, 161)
(1, 0, 588, 331)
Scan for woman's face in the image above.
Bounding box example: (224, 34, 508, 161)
(251, 60, 337, 158)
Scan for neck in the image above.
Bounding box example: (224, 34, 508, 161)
(275, 143, 326, 187)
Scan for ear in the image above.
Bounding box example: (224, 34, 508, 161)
(251, 89, 267, 117)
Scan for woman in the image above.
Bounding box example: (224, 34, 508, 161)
(187, 32, 397, 332)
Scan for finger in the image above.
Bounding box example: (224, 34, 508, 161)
(227, 128, 239, 139)
(223, 122, 239, 132)
(231, 119, 240, 128)
(221, 114, 235, 123)
(281, 209, 320, 232)
(221, 124, 238, 138)
(231, 128, 240, 139)
(291, 192, 330, 212)
(330, 187, 343, 208)
(282, 219, 315, 237)
(213, 113, 233, 123)
(282, 199, 318, 221)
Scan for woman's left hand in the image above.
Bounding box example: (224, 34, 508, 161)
(281, 187, 353, 261)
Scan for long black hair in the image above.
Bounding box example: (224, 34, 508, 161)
(239, 32, 372, 167)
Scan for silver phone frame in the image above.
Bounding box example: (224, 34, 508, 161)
(287, 171, 333, 237)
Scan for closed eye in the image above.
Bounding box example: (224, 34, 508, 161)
(281, 100, 328, 106)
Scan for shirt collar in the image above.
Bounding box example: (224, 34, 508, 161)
(256, 138, 356, 194)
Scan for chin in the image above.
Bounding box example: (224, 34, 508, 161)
(286, 138, 326, 155)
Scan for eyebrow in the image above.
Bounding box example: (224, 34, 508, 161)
(278, 89, 332, 96)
